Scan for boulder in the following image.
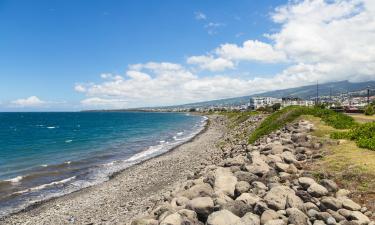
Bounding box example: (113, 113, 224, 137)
(235, 181, 251, 195)
(341, 198, 361, 211)
(234, 171, 258, 183)
(246, 152, 270, 177)
(160, 213, 183, 225)
(214, 167, 237, 197)
(222, 200, 253, 217)
(281, 151, 296, 164)
(286, 208, 311, 225)
(320, 196, 343, 211)
(320, 179, 338, 192)
(235, 212, 260, 225)
(348, 211, 370, 225)
(298, 177, 316, 189)
(186, 197, 214, 220)
(307, 183, 329, 197)
(236, 193, 261, 206)
(178, 209, 198, 221)
(260, 210, 280, 225)
(286, 193, 304, 211)
(177, 183, 214, 199)
(275, 163, 290, 172)
(265, 220, 285, 225)
(131, 218, 159, 225)
(264, 186, 294, 210)
(206, 210, 241, 225)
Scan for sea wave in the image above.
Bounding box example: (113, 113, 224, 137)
(5, 176, 23, 183)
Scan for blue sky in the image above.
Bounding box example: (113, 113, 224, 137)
(1, 0, 374, 111)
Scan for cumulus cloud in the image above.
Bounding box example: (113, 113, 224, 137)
(187, 55, 235, 71)
(11, 96, 45, 107)
(81, 98, 128, 108)
(76, 0, 375, 108)
(195, 11, 207, 20)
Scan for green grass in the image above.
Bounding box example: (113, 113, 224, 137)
(219, 111, 259, 128)
(248, 106, 357, 143)
(331, 122, 375, 150)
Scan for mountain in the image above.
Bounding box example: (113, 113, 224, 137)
(169, 80, 375, 108)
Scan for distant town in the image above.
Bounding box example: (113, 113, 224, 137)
(147, 86, 375, 113)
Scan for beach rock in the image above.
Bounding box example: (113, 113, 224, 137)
(214, 167, 237, 197)
(286, 193, 304, 211)
(286, 208, 311, 225)
(177, 183, 213, 199)
(281, 151, 296, 164)
(151, 204, 174, 220)
(298, 177, 316, 189)
(246, 152, 270, 176)
(264, 219, 285, 225)
(222, 200, 253, 217)
(307, 183, 329, 197)
(275, 162, 290, 172)
(234, 171, 258, 183)
(320, 179, 338, 192)
(341, 198, 361, 211)
(131, 218, 159, 225)
(236, 193, 261, 206)
(186, 197, 214, 220)
(235, 181, 251, 195)
(160, 213, 184, 225)
(291, 133, 307, 143)
(260, 210, 280, 225)
(178, 209, 198, 221)
(206, 210, 241, 225)
(321, 196, 343, 211)
(349, 211, 370, 225)
(336, 189, 351, 198)
(235, 212, 260, 225)
(264, 186, 294, 210)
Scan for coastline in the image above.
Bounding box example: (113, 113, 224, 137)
(1, 115, 227, 225)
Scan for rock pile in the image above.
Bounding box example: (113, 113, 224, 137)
(131, 117, 374, 225)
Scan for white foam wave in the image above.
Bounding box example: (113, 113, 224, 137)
(177, 132, 184, 136)
(14, 176, 76, 195)
(47, 126, 56, 129)
(5, 176, 23, 183)
(65, 139, 73, 143)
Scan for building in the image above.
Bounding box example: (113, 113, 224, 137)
(249, 97, 281, 110)
(281, 97, 314, 108)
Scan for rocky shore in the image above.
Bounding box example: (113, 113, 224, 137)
(131, 115, 374, 225)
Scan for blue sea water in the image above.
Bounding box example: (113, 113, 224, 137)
(0, 112, 206, 217)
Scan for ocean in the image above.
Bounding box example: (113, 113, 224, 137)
(0, 112, 206, 217)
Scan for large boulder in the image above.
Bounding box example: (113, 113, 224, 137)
(177, 183, 214, 199)
(214, 167, 238, 197)
(349, 211, 371, 225)
(341, 198, 361, 211)
(186, 197, 214, 220)
(206, 210, 241, 225)
(260, 210, 280, 225)
(246, 152, 270, 177)
(234, 171, 258, 183)
(222, 200, 253, 217)
(160, 213, 183, 225)
(307, 183, 329, 197)
(234, 212, 260, 225)
(264, 186, 295, 210)
(320, 197, 343, 211)
(286, 208, 311, 225)
(236, 193, 261, 207)
(235, 181, 251, 195)
(298, 177, 316, 189)
(131, 218, 159, 225)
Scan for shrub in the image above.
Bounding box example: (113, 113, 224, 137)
(331, 122, 375, 150)
(364, 105, 375, 116)
(248, 106, 356, 144)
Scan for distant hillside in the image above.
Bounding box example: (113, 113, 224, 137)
(171, 80, 375, 108)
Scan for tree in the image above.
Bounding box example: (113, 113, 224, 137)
(364, 105, 375, 116)
(272, 103, 281, 111)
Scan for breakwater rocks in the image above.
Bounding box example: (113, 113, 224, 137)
(131, 116, 374, 225)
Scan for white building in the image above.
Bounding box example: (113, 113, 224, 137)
(281, 97, 314, 108)
(249, 97, 281, 110)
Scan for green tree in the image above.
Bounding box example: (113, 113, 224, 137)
(364, 105, 375, 116)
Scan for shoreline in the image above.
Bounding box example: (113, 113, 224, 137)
(1, 115, 227, 225)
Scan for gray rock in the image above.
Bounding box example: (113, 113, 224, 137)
(321, 196, 343, 211)
(234, 171, 258, 183)
(327, 209, 346, 222)
(261, 210, 280, 225)
(348, 211, 370, 225)
(177, 183, 214, 199)
(236, 193, 261, 206)
(265, 219, 285, 225)
(131, 218, 159, 225)
(286, 193, 305, 211)
(235, 181, 251, 195)
(298, 177, 316, 189)
(246, 152, 270, 176)
(281, 151, 296, 164)
(275, 162, 290, 172)
(264, 186, 294, 210)
(222, 200, 253, 217)
(186, 197, 214, 220)
(178, 209, 198, 221)
(254, 201, 269, 215)
(308, 183, 329, 197)
(326, 216, 336, 225)
(304, 202, 319, 211)
(313, 220, 325, 225)
(234, 212, 260, 225)
(214, 167, 238, 197)
(286, 208, 311, 225)
(206, 210, 241, 225)
(320, 179, 338, 192)
(160, 213, 183, 225)
(341, 198, 361, 211)
(337, 208, 352, 219)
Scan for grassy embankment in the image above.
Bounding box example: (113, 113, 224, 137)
(243, 106, 375, 210)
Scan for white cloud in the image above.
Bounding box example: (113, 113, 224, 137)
(76, 0, 375, 108)
(187, 55, 234, 71)
(205, 22, 224, 35)
(216, 40, 287, 63)
(81, 97, 128, 109)
(74, 84, 86, 92)
(11, 96, 45, 107)
(195, 11, 207, 20)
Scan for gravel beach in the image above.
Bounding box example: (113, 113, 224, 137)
(1, 115, 227, 225)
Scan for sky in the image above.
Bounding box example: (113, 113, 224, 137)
(1, 0, 375, 111)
